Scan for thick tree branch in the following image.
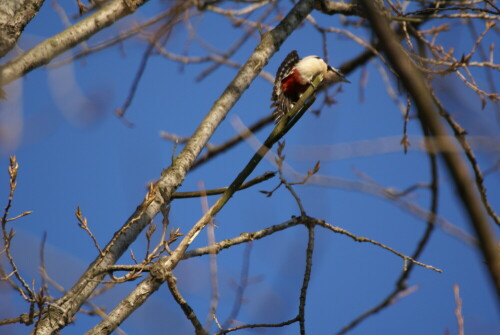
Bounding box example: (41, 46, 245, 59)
(0, 0, 45, 59)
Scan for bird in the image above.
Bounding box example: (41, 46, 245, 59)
(270, 50, 349, 122)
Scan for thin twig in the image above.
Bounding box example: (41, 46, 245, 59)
(172, 171, 275, 199)
(116, 5, 187, 122)
(47, 10, 175, 68)
(1, 156, 35, 302)
(191, 115, 275, 170)
(428, 87, 500, 227)
(75, 206, 104, 257)
(214, 316, 299, 335)
(196, 2, 276, 82)
(183, 218, 303, 260)
(298, 221, 315, 335)
(312, 218, 442, 273)
(166, 272, 208, 335)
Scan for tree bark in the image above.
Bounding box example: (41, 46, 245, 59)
(0, 0, 45, 59)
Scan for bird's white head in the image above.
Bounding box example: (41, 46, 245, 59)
(294, 55, 349, 84)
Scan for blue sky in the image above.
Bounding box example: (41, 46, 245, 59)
(1, 1, 499, 334)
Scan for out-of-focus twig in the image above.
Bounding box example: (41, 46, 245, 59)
(221, 242, 253, 329)
(454, 284, 465, 335)
(48, 10, 174, 68)
(116, 1, 192, 121)
(192, 114, 275, 170)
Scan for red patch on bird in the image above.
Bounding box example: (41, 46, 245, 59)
(281, 71, 309, 102)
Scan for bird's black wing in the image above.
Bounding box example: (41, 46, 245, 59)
(270, 50, 300, 122)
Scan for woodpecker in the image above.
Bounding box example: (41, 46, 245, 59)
(270, 50, 349, 121)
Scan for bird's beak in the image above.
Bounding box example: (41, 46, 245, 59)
(340, 74, 350, 83)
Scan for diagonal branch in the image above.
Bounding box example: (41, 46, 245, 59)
(191, 114, 275, 170)
(172, 171, 275, 199)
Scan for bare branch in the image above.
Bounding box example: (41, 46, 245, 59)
(1, 156, 36, 303)
(214, 316, 299, 334)
(183, 218, 302, 260)
(166, 273, 208, 335)
(76, 206, 104, 257)
(172, 171, 276, 199)
(191, 114, 275, 170)
(48, 9, 174, 68)
(312, 218, 441, 273)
